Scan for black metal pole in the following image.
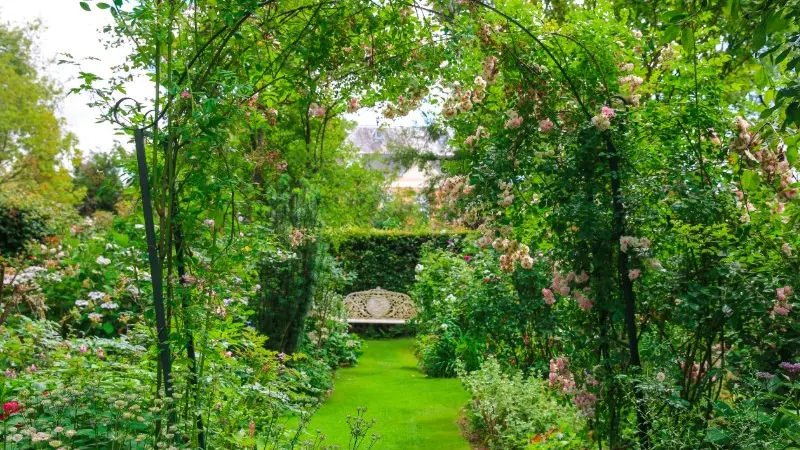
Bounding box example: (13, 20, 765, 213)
(134, 129, 174, 402)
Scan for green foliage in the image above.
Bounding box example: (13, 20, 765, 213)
(459, 358, 587, 450)
(0, 316, 348, 449)
(73, 147, 128, 216)
(411, 248, 554, 377)
(6, 0, 799, 448)
(0, 200, 49, 257)
(372, 189, 430, 231)
(329, 229, 473, 294)
(0, 20, 78, 203)
(257, 185, 322, 353)
(301, 253, 363, 369)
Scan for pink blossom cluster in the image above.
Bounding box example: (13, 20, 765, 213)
(657, 43, 681, 69)
(289, 227, 315, 248)
(542, 288, 556, 305)
(538, 118, 554, 133)
(619, 235, 651, 253)
(464, 126, 490, 148)
(247, 92, 259, 108)
(435, 175, 470, 208)
(504, 109, 523, 129)
(384, 88, 426, 119)
(549, 358, 600, 417)
(708, 128, 721, 145)
(591, 106, 615, 131)
(772, 285, 794, 317)
(308, 102, 326, 118)
(547, 270, 592, 309)
(548, 357, 576, 393)
(551, 271, 574, 296)
(750, 144, 799, 199)
(619, 74, 643, 106)
(483, 56, 499, 83)
(472, 76, 487, 103)
(347, 97, 360, 113)
(492, 238, 533, 272)
(572, 391, 598, 417)
(497, 181, 514, 207)
(729, 117, 758, 155)
(444, 79, 487, 119)
(574, 290, 594, 310)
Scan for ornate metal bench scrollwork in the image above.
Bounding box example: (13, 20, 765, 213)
(343, 287, 417, 324)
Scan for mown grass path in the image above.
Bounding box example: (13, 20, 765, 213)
(305, 338, 471, 450)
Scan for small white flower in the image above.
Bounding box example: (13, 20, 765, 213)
(100, 302, 119, 310)
(126, 285, 142, 296)
(415, 264, 425, 273)
(88, 291, 106, 301)
(75, 300, 89, 307)
(96, 256, 111, 266)
(135, 224, 145, 230)
(440, 323, 449, 331)
(722, 304, 732, 316)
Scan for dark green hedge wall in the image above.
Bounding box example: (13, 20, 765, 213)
(328, 229, 474, 294)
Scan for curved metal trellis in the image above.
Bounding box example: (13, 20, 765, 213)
(110, 97, 174, 406)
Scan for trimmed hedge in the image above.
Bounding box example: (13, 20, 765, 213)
(327, 229, 474, 294)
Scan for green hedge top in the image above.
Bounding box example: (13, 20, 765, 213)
(326, 228, 474, 294)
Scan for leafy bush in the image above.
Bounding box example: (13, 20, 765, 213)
(0, 316, 340, 449)
(645, 368, 800, 449)
(411, 247, 553, 377)
(73, 148, 127, 216)
(460, 358, 587, 450)
(301, 254, 363, 370)
(328, 229, 473, 294)
(257, 185, 321, 354)
(0, 200, 49, 257)
(416, 330, 460, 377)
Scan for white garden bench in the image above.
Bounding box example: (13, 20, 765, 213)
(343, 287, 417, 324)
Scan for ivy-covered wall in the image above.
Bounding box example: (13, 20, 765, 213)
(327, 229, 474, 294)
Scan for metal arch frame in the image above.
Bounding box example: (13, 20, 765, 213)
(110, 97, 173, 405)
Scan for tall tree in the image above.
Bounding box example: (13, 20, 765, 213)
(0, 19, 78, 203)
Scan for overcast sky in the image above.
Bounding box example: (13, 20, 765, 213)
(2, 1, 145, 153)
(2, 1, 433, 156)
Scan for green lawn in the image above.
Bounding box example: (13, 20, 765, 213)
(303, 338, 472, 450)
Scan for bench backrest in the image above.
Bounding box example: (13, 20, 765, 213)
(343, 287, 416, 324)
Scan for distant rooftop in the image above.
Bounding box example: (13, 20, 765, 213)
(346, 126, 451, 190)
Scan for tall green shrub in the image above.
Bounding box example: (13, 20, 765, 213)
(0, 199, 49, 256)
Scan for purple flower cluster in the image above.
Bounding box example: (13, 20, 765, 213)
(779, 361, 800, 378)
